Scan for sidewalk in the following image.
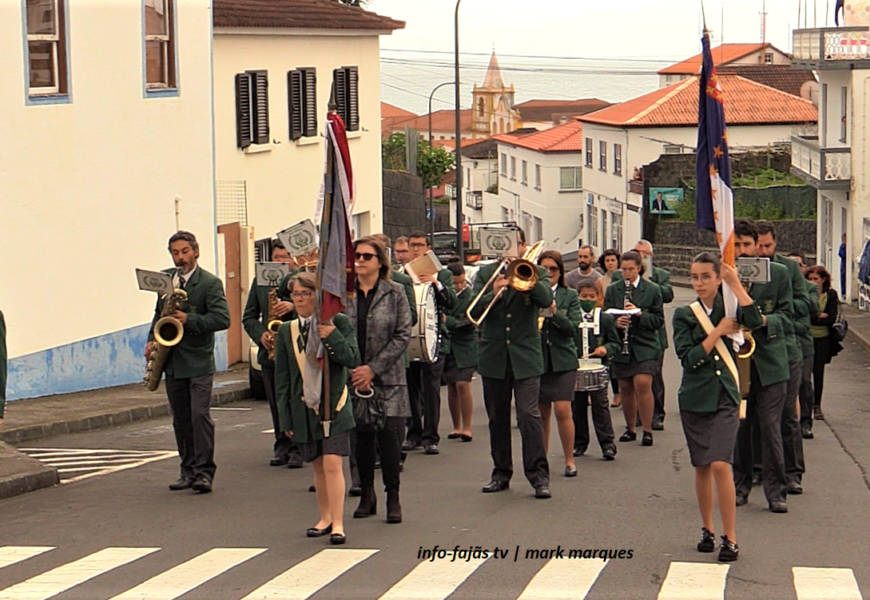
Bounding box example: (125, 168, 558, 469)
(0, 366, 252, 500)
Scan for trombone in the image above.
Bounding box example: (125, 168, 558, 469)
(466, 240, 545, 327)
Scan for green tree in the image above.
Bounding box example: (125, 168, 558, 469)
(382, 132, 407, 171)
(380, 133, 456, 189)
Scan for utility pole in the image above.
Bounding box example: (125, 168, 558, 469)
(760, 0, 767, 45)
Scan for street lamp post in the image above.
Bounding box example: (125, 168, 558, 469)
(428, 81, 455, 244)
(454, 0, 464, 262)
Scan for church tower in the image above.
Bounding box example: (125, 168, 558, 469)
(472, 52, 519, 137)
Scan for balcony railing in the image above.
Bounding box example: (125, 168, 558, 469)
(465, 190, 483, 210)
(790, 135, 851, 190)
(793, 26, 870, 67)
(628, 180, 643, 195)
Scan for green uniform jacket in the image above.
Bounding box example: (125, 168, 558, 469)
(445, 286, 479, 370)
(391, 269, 418, 327)
(575, 310, 623, 365)
(541, 286, 581, 373)
(149, 267, 231, 379)
(602, 277, 664, 364)
(274, 313, 360, 444)
(471, 262, 553, 380)
(672, 294, 764, 412)
(433, 268, 457, 356)
(771, 254, 805, 363)
(241, 278, 295, 369)
(801, 281, 819, 357)
(613, 266, 673, 350)
(0, 310, 6, 416)
(747, 261, 793, 387)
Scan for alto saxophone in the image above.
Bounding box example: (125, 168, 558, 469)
(621, 279, 632, 355)
(144, 278, 188, 391)
(266, 287, 282, 361)
(735, 278, 756, 398)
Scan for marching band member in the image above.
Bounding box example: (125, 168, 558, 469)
(472, 228, 553, 499)
(393, 236, 411, 268)
(275, 273, 360, 545)
(597, 249, 622, 408)
(603, 250, 664, 446)
(242, 239, 303, 468)
(537, 251, 582, 477)
(788, 251, 819, 440)
(672, 252, 762, 563)
(145, 231, 230, 494)
(572, 282, 620, 461)
(445, 260, 477, 442)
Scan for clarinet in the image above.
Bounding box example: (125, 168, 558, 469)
(621, 279, 632, 355)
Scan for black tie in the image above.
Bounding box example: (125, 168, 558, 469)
(177, 275, 186, 290)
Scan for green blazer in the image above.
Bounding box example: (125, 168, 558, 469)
(0, 310, 6, 416)
(800, 281, 819, 358)
(773, 254, 811, 362)
(541, 286, 581, 373)
(613, 266, 673, 350)
(274, 313, 360, 444)
(471, 262, 553, 380)
(602, 277, 664, 364)
(747, 261, 793, 387)
(242, 278, 295, 369)
(672, 294, 764, 412)
(433, 268, 457, 356)
(445, 286, 479, 370)
(574, 310, 622, 365)
(149, 267, 231, 379)
(391, 269, 418, 327)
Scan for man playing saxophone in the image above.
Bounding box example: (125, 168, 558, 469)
(144, 231, 230, 494)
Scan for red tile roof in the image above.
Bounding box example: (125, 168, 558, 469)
(717, 65, 817, 98)
(658, 43, 786, 75)
(386, 109, 474, 134)
(213, 0, 405, 31)
(578, 74, 817, 128)
(492, 119, 583, 153)
(381, 102, 417, 120)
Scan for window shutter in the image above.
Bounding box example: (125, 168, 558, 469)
(288, 70, 303, 141)
(333, 67, 348, 125)
(347, 66, 359, 131)
(235, 73, 252, 149)
(303, 68, 318, 138)
(252, 70, 270, 145)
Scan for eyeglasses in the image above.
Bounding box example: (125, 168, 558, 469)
(290, 291, 314, 299)
(546, 266, 560, 273)
(355, 252, 376, 262)
(409, 243, 428, 249)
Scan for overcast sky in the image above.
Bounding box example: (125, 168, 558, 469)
(371, 0, 833, 60)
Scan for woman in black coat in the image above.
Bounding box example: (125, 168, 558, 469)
(806, 266, 841, 421)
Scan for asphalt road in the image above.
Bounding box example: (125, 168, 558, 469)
(2, 287, 870, 599)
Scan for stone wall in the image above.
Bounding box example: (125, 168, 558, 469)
(381, 171, 453, 241)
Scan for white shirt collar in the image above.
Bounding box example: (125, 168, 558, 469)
(551, 284, 559, 294)
(630, 276, 641, 288)
(298, 315, 311, 327)
(174, 266, 197, 287)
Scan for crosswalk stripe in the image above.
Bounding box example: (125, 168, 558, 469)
(793, 567, 863, 600)
(378, 556, 487, 599)
(0, 547, 55, 570)
(0, 547, 160, 600)
(517, 558, 608, 599)
(656, 561, 729, 600)
(109, 548, 266, 600)
(240, 548, 377, 600)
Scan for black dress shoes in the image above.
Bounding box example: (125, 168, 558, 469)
(697, 527, 715, 553)
(718, 536, 739, 562)
(168, 477, 194, 491)
(460, 434, 473, 443)
(651, 417, 664, 431)
(534, 486, 552, 499)
(751, 473, 762, 486)
(602, 446, 617, 461)
(330, 532, 347, 545)
(286, 456, 304, 469)
(482, 480, 509, 493)
(735, 494, 748, 507)
(787, 482, 804, 495)
(308, 485, 316, 493)
(801, 426, 814, 439)
(191, 475, 212, 494)
(447, 433, 461, 440)
(573, 445, 587, 457)
(424, 444, 440, 455)
(401, 440, 421, 452)
(270, 456, 290, 467)
(618, 430, 636, 442)
(564, 466, 578, 478)
(769, 501, 788, 513)
(641, 431, 653, 446)
(306, 524, 332, 537)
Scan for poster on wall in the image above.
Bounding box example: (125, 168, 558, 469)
(649, 188, 683, 215)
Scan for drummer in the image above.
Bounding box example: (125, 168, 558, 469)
(572, 282, 620, 461)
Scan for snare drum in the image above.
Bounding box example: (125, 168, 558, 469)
(407, 283, 441, 363)
(575, 360, 609, 392)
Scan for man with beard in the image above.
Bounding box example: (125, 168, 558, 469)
(565, 245, 601, 292)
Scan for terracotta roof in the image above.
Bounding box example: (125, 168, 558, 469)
(381, 102, 417, 120)
(213, 0, 405, 31)
(387, 109, 474, 134)
(516, 98, 612, 122)
(578, 74, 817, 128)
(658, 43, 787, 75)
(431, 139, 479, 151)
(492, 119, 583, 153)
(717, 65, 817, 98)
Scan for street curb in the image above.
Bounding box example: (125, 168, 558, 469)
(0, 442, 59, 501)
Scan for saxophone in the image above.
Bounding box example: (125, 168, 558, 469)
(144, 279, 188, 391)
(621, 279, 632, 355)
(736, 278, 756, 398)
(266, 288, 282, 361)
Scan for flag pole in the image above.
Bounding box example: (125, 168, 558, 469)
(319, 115, 337, 438)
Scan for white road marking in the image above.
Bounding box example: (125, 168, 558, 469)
(517, 558, 608, 599)
(109, 548, 266, 600)
(656, 561, 729, 600)
(793, 567, 863, 599)
(378, 556, 487, 599)
(240, 549, 377, 600)
(19, 449, 177, 484)
(0, 547, 55, 570)
(0, 547, 159, 600)
(211, 407, 252, 411)
(60, 453, 177, 484)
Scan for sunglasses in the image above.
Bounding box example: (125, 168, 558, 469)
(546, 266, 560, 273)
(355, 252, 376, 262)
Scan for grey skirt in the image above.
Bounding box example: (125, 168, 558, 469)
(443, 354, 475, 384)
(297, 430, 351, 463)
(539, 370, 576, 403)
(680, 390, 739, 467)
(610, 358, 659, 380)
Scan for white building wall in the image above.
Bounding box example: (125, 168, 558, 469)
(0, 0, 216, 399)
(846, 69, 870, 302)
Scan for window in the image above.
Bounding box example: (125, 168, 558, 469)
(510, 156, 516, 180)
(333, 66, 359, 131)
(585, 138, 593, 167)
(764, 52, 773, 65)
(288, 68, 316, 140)
(144, 0, 176, 90)
(521, 160, 528, 185)
(534, 164, 541, 189)
(599, 141, 607, 171)
(588, 205, 599, 248)
(24, 0, 69, 96)
(235, 70, 269, 149)
(602, 211, 608, 253)
(500, 153, 507, 176)
(559, 167, 582, 191)
(841, 86, 848, 143)
(663, 144, 683, 154)
(611, 212, 623, 251)
(614, 143, 622, 175)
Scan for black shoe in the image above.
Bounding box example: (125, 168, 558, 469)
(306, 524, 332, 537)
(401, 440, 421, 452)
(482, 480, 509, 493)
(353, 486, 377, 518)
(534, 486, 552, 499)
(424, 444, 440, 455)
(652, 418, 664, 431)
(564, 466, 578, 478)
(286, 457, 304, 469)
(618, 430, 636, 442)
(801, 426, 814, 439)
(447, 433, 461, 439)
(168, 477, 194, 491)
(718, 536, 739, 562)
(697, 527, 715, 553)
(191, 475, 212, 494)
(787, 482, 803, 495)
(735, 494, 748, 507)
(573, 445, 587, 457)
(602, 446, 617, 461)
(814, 407, 824, 420)
(270, 456, 290, 467)
(348, 486, 362, 497)
(751, 473, 762, 487)
(374, 459, 382, 470)
(642, 431, 653, 446)
(460, 434, 473, 442)
(308, 485, 316, 493)
(386, 490, 402, 524)
(769, 501, 788, 513)
(330, 533, 347, 545)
